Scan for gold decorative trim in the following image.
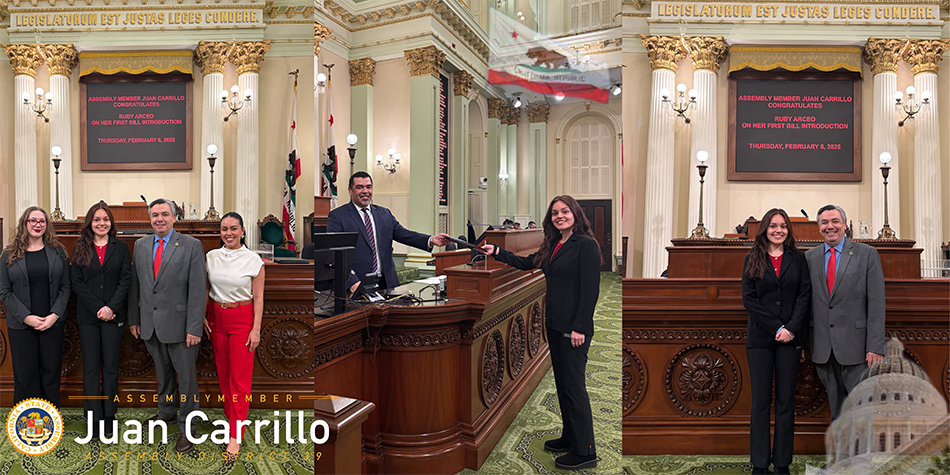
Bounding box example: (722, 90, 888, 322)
(687, 36, 729, 73)
(314, 22, 332, 56)
(526, 103, 550, 123)
(404, 45, 445, 78)
(487, 98, 505, 119)
(79, 65, 192, 76)
(623, 12, 651, 17)
(230, 40, 271, 75)
(863, 38, 904, 76)
(10, 4, 264, 12)
(730, 46, 862, 54)
(194, 41, 229, 76)
(502, 105, 520, 125)
(903, 38, 949, 75)
(1, 43, 42, 77)
(349, 57, 376, 87)
(639, 35, 687, 71)
(453, 69, 473, 97)
(40, 43, 78, 77)
(728, 60, 861, 74)
(80, 51, 193, 58)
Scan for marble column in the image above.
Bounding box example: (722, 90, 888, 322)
(450, 70, 473, 237)
(863, 38, 904, 238)
(686, 36, 728, 238)
(314, 24, 332, 193)
(230, 41, 272, 246)
(640, 36, 686, 277)
(526, 103, 550, 223)
(349, 57, 376, 175)
(487, 98, 505, 224)
(505, 106, 519, 219)
(905, 39, 948, 276)
(41, 44, 78, 220)
(194, 41, 229, 220)
(404, 45, 446, 264)
(2, 44, 43, 212)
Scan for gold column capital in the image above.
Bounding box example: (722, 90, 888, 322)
(230, 41, 272, 76)
(315, 22, 332, 56)
(903, 39, 949, 76)
(503, 106, 521, 126)
(404, 45, 446, 78)
(862, 38, 905, 76)
(686, 36, 728, 73)
(1, 43, 43, 77)
(488, 98, 506, 119)
(40, 44, 78, 77)
(194, 41, 230, 76)
(526, 103, 550, 123)
(349, 57, 377, 87)
(639, 35, 687, 72)
(453, 70, 473, 97)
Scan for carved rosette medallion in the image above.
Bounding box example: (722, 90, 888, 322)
(260, 317, 315, 378)
(487, 98, 506, 119)
(526, 103, 550, 123)
(231, 41, 273, 76)
(40, 44, 79, 78)
(61, 319, 81, 376)
(665, 344, 739, 417)
(480, 329, 505, 406)
(623, 345, 646, 415)
(639, 35, 687, 72)
(196, 338, 217, 378)
(315, 335, 363, 366)
(0, 326, 6, 366)
(793, 359, 827, 416)
(314, 23, 332, 56)
(903, 39, 949, 76)
(379, 329, 461, 347)
(349, 57, 377, 87)
(863, 38, 904, 76)
(404, 45, 446, 78)
(508, 315, 526, 378)
(453, 70, 473, 97)
(194, 41, 230, 76)
(686, 36, 728, 73)
(527, 302, 543, 357)
(1, 44, 43, 77)
(118, 330, 154, 376)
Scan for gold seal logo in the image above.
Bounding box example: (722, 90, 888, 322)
(6, 398, 63, 456)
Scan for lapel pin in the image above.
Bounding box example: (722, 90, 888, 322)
(175, 243, 178, 246)
(849, 251, 853, 256)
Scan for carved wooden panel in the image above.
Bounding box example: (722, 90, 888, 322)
(480, 329, 505, 406)
(794, 359, 827, 416)
(61, 319, 81, 376)
(259, 317, 315, 379)
(315, 335, 363, 366)
(665, 344, 739, 417)
(379, 329, 461, 347)
(944, 360, 949, 402)
(527, 302, 543, 358)
(508, 314, 525, 379)
(196, 338, 217, 378)
(0, 325, 5, 366)
(117, 330, 154, 376)
(623, 344, 646, 416)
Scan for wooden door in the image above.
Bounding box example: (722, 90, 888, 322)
(578, 200, 612, 271)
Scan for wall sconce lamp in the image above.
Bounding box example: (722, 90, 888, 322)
(511, 92, 522, 108)
(894, 86, 931, 127)
(221, 85, 252, 122)
(316, 72, 327, 95)
(498, 171, 509, 185)
(876, 152, 897, 240)
(660, 83, 697, 124)
(346, 134, 358, 168)
(24, 87, 52, 122)
(610, 84, 622, 96)
(376, 148, 401, 177)
(50, 146, 65, 221)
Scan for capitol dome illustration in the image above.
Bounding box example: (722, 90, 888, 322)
(819, 337, 949, 475)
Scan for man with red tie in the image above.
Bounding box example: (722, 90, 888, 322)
(328, 172, 451, 292)
(128, 198, 206, 453)
(805, 204, 885, 420)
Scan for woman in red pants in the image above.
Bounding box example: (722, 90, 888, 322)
(204, 212, 264, 460)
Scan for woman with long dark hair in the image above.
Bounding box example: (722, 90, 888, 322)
(742, 208, 811, 475)
(71, 201, 132, 438)
(480, 195, 601, 471)
(204, 212, 264, 460)
(0, 206, 71, 407)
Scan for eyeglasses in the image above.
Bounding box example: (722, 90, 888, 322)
(28, 219, 47, 226)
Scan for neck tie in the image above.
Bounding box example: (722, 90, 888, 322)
(362, 209, 379, 273)
(154, 238, 164, 279)
(827, 248, 836, 295)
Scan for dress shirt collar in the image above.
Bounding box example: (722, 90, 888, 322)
(824, 238, 845, 255)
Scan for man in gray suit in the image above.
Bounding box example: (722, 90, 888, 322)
(128, 199, 206, 453)
(806, 204, 885, 421)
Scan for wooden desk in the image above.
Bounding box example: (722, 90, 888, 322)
(0, 259, 314, 409)
(314, 260, 550, 474)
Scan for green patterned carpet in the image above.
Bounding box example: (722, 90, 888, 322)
(458, 272, 623, 475)
(622, 455, 827, 474)
(0, 408, 313, 475)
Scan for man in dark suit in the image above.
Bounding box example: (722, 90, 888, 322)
(128, 199, 206, 453)
(805, 204, 885, 420)
(328, 172, 451, 292)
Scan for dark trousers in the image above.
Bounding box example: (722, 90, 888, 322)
(8, 323, 65, 407)
(747, 344, 800, 469)
(816, 350, 867, 421)
(142, 334, 200, 434)
(78, 321, 124, 428)
(548, 328, 595, 457)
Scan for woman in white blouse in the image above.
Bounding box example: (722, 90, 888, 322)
(204, 212, 264, 460)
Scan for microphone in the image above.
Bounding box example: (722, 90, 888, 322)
(801, 209, 809, 219)
(141, 195, 148, 204)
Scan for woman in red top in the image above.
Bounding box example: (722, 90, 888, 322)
(480, 195, 601, 471)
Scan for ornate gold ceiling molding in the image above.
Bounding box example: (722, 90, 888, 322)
(314, 21, 331, 55)
(263, 1, 313, 19)
(623, 0, 650, 9)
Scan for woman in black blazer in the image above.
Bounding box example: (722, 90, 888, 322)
(742, 208, 811, 475)
(480, 195, 601, 471)
(70, 202, 132, 438)
(0, 206, 71, 407)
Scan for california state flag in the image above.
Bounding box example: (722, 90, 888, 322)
(282, 78, 301, 251)
(488, 9, 610, 103)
